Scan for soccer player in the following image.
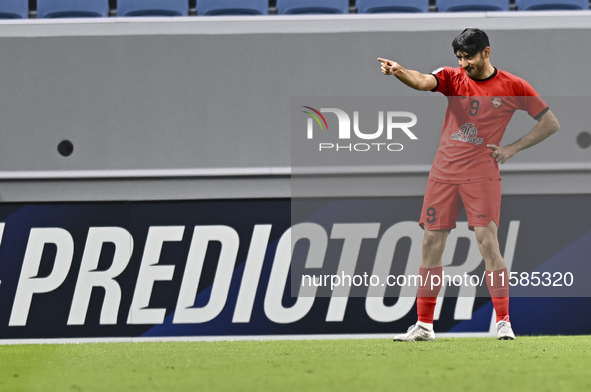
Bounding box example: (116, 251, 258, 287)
(378, 28, 560, 341)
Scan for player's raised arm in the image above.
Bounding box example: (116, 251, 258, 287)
(377, 58, 438, 91)
(487, 109, 560, 164)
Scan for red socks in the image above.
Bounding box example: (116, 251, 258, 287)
(486, 268, 510, 323)
(417, 267, 443, 324)
(417, 267, 510, 324)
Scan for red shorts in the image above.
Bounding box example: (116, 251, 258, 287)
(419, 179, 501, 231)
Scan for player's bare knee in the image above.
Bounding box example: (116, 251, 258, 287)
(477, 236, 491, 251)
(422, 231, 447, 255)
(477, 237, 501, 261)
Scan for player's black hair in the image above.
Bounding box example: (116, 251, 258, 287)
(452, 28, 490, 56)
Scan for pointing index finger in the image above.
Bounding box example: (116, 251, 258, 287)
(486, 144, 499, 150)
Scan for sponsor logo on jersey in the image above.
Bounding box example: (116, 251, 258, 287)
(492, 97, 503, 109)
(451, 123, 484, 145)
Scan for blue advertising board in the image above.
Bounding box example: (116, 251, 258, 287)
(0, 196, 589, 342)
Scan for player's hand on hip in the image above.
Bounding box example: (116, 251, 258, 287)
(377, 58, 400, 75)
(487, 144, 516, 164)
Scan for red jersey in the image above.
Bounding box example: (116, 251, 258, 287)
(429, 66, 548, 183)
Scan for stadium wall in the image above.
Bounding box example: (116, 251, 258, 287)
(0, 12, 590, 201)
(0, 13, 590, 342)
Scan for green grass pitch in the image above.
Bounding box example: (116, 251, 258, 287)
(0, 336, 590, 391)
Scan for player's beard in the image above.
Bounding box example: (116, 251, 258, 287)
(464, 58, 486, 79)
